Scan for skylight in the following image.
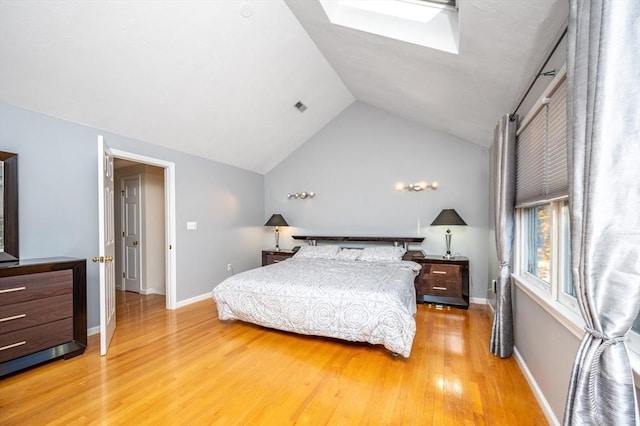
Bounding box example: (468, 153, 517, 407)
(413, 0, 456, 6)
(319, 0, 459, 54)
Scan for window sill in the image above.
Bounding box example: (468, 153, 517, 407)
(511, 273, 640, 388)
(512, 273, 584, 338)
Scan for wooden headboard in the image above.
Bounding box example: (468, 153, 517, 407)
(291, 235, 424, 251)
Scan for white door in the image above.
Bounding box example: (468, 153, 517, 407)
(97, 135, 116, 356)
(121, 175, 141, 293)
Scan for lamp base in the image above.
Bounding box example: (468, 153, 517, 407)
(442, 254, 456, 260)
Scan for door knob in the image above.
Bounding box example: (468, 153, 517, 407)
(133, 241, 138, 246)
(92, 256, 113, 263)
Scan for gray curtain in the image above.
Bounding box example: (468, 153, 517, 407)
(564, 1, 640, 425)
(490, 114, 517, 358)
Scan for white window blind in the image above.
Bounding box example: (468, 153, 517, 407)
(516, 76, 568, 206)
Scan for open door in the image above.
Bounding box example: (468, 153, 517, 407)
(96, 135, 116, 355)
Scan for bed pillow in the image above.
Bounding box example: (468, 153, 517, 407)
(358, 246, 406, 262)
(334, 248, 362, 261)
(293, 245, 341, 260)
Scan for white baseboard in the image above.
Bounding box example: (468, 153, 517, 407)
(86, 292, 208, 337)
(140, 288, 166, 296)
(470, 297, 487, 305)
(175, 292, 212, 308)
(513, 346, 560, 426)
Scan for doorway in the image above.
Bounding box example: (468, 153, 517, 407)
(114, 163, 168, 296)
(111, 149, 177, 310)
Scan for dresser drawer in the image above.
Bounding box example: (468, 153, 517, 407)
(0, 270, 73, 306)
(426, 264, 461, 278)
(266, 254, 287, 264)
(0, 318, 73, 362)
(0, 294, 73, 334)
(261, 250, 296, 266)
(417, 277, 462, 298)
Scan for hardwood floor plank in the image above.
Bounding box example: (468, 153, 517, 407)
(0, 292, 548, 425)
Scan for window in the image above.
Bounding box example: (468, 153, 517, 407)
(515, 68, 573, 306)
(319, 0, 459, 53)
(513, 66, 639, 367)
(524, 204, 551, 284)
(517, 200, 574, 311)
(513, 67, 580, 322)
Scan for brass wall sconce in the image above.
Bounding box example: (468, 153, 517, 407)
(396, 181, 438, 192)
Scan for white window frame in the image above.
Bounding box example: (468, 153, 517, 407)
(518, 203, 553, 294)
(514, 198, 580, 320)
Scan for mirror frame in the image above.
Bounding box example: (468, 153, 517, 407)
(0, 151, 18, 262)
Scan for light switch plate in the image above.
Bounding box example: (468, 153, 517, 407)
(187, 221, 197, 230)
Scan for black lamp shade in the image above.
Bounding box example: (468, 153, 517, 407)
(430, 209, 467, 226)
(265, 214, 289, 227)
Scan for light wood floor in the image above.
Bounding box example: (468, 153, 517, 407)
(1, 292, 547, 425)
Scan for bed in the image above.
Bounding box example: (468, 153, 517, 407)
(211, 244, 421, 357)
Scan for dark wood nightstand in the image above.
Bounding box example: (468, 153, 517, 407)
(408, 255, 469, 309)
(261, 250, 296, 266)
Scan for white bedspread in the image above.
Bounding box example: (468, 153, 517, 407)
(211, 258, 420, 357)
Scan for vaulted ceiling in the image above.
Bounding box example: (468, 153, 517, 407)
(0, 0, 567, 174)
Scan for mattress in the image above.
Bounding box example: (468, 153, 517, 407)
(211, 257, 420, 357)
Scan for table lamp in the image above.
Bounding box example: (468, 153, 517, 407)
(264, 214, 289, 251)
(430, 209, 467, 259)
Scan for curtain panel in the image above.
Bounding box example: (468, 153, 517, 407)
(490, 114, 517, 358)
(564, 0, 640, 425)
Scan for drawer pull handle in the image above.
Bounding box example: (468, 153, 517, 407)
(432, 271, 447, 275)
(0, 341, 27, 351)
(0, 286, 27, 294)
(0, 314, 26, 323)
(433, 286, 448, 291)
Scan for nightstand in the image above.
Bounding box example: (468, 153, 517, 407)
(261, 250, 296, 266)
(409, 255, 469, 309)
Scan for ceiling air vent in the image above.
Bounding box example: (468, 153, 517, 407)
(294, 101, 308, 113)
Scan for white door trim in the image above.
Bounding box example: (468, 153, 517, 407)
(110, 148, 177, 310)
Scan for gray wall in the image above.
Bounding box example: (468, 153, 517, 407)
(265, 102, 490, 301)
(0, 101, 265, 329)
(513, 286, 580, 420)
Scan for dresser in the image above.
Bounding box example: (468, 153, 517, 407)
(262, 250, 296, 266)
(0, 257, 87, 377)
(410, 255, 469, 309)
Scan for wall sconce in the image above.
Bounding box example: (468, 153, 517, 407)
(396, 181, 438, 192)
(288, 191, 315, 199)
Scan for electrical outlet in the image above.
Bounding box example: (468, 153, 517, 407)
(227, 263, 233, 272)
